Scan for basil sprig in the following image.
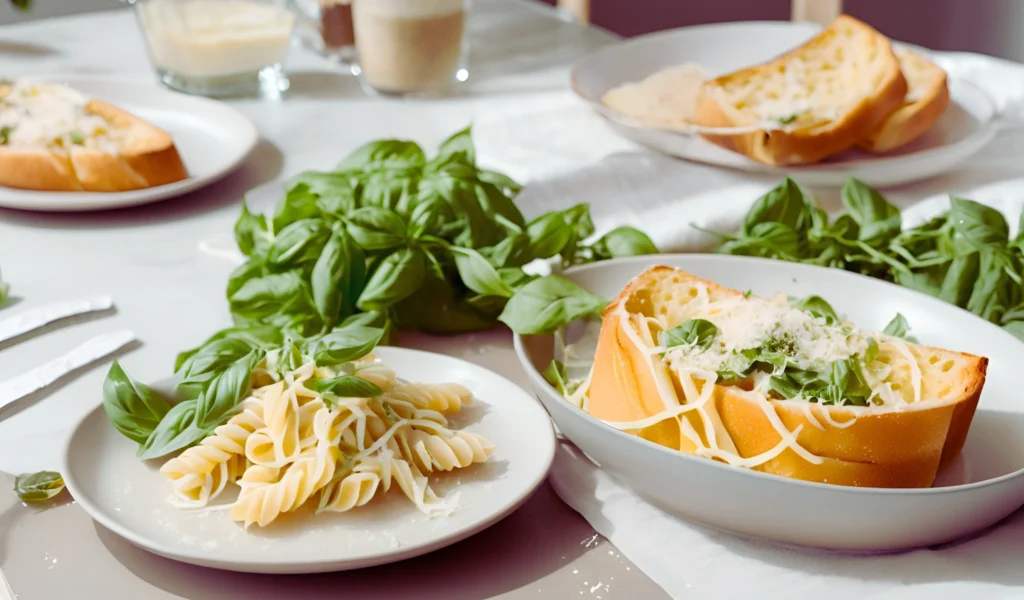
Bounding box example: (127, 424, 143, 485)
(699, 177, 1024, 341)
(104, 321, 390, 458)
(660, 319, 718, 350)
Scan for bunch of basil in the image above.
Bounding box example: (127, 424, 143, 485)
(700, 177, 1024, 341)
(225, 126, 656, 344)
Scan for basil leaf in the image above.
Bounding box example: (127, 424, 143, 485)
(477, 169, 523, 197)
(138, 400, 210, 460)
(14, 471, 64, 503)
(841, 178, 901, 244)
(450, 247, 515, 298)
(475, 178, 526, 231)
(407, 197, 452, 239)
(560, 203, 596, 265)
(424, 175, 503, 248)
(229, 271, 306, 320)
(882, 313, 913, 340)
(311, 228, 365, 328)
(525, 212, 572, 260)
(267, 219, 329, 267)
(175, 326, 283, 372)
(234, 200, 270, 257)
(102, 362, 172, 445)
(175, 338, 258, 399)
(310, 325, 385, 366)
(345, 206, 407, 250)
(543, 360, 569, 396)
(769, 373, 802, 399)
(741, 178, 813, 236)
(485, 232, 531, 268)
(717, 371, 747, 384)
(830, 359, 851, 392)
(789, 295, 840, 325)
(949, 196, 1010, 248)
(226, 257, 266, 299)
(428, 126, 475, 170)
(722, 222, 800, 259)
(498, 275, 608, 335)
(0, 278, 8, 308)
(659, 319, 718, 350)
(336, 139, 426, 172)
(273, 184, 323, 234)
(590, 227, 659, 259)
(315, 376, 383, 399)
(357, 247, 427, 311)
(194, 352, 260, 429)
(966, 247, 1013, 322)
(938, 254, 980, 308)
(287, 171, 355, 214)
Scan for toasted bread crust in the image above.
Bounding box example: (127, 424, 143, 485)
(693, 16, 908, 166)
(587, 265, 988, 488)
(0, 98, 188, 193)
(858, 50, 950, 153)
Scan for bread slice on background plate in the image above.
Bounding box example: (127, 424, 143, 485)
(858, 48, 950, 153)
(692, 15, 908, 166)
(586, 265, 987, 488)
(0, 80, 188, 192)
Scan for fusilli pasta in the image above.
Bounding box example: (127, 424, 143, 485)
(159, 398, 264, 505)
(158, 354, 495, 529)
(386, 382, 472, 413)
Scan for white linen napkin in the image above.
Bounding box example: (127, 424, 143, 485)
(472, 50, 1024, 600)
(550, 441, 1024, 600)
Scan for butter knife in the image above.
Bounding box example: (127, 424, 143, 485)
(0, 329, 136, 412)
(0, 296, 114, 344)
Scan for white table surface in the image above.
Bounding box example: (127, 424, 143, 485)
(0, 3, 671, 598)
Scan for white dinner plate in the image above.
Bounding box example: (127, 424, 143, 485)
(61, 347, 555, 574)
(514, 255, 1024, 552)
(0, 74, 258, 212)
(571, 22, 1001, 187)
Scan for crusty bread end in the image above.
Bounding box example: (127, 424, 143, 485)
(693, 15, 908, 166)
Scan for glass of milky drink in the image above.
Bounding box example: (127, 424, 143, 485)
(351, 0, 469, 96)
(129, 0, 296, 97)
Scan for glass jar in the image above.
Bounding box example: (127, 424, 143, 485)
(128, 0, 296, 97)
(351, 0, 470, 96)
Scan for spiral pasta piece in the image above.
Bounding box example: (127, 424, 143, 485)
(230, 445, 340, 528)
(159, 398, 265, 506)
(353, 355, 397, 393)
(245, 381, 301, 468)
(401, 429, 495, 474)
(386, 382, 472, 414)
(317, 468, 381, 513)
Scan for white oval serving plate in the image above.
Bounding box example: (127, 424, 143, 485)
(571, 22, 1000, 188)
(0, 73, 258, 212)
(514, 255, 1024, 552)
(61, 347, 555, 574)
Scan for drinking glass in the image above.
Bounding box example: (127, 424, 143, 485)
(351, 0, 470, 97)
(128, 0, 296, 98)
